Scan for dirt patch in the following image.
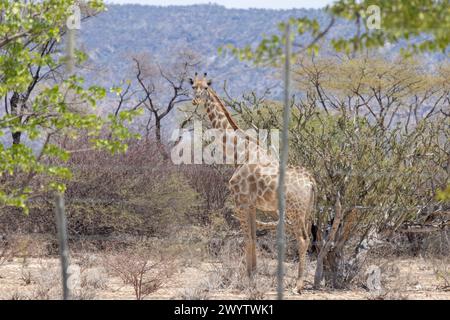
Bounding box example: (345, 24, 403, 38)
(0, 255, 448, 300)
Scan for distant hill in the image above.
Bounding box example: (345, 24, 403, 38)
(79, 4, 345, 97)
(2, 4, 445, 148)
(79, 4, 445, 97)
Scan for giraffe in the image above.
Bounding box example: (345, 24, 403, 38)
(189, 73, 317, 293)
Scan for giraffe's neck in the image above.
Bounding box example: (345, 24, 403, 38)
(203, 89, 278, 166)
(204, 89, 238, 130)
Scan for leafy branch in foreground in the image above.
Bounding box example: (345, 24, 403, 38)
(330, 0, 450, 55)
(224, 1, 450, 63)
(221, 16, 335, 65)
(0, 0, 141, 212)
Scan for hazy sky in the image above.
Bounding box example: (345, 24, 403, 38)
(105, 0, 334, 9)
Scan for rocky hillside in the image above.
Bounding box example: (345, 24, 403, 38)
(79, 4, 347, 97)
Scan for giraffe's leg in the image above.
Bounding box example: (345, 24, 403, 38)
(248, 206, 257, 274)
(294, 217, 310, 293)
(236, 206, 257, 277)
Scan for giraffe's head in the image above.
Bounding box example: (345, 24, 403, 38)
(189, 72, 212, 106)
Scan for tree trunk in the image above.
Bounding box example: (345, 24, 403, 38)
(155, 118, 162, 144)
(314, 192, 343, 288)
(12, 131, 21, 145)
(323, 232, 370, 289)
(10, 92, 22, 145)
(154, 117, 169, 160)
(323, 247, 346, 289)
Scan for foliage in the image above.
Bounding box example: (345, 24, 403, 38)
(0, 0, 141, 211)
(298, 57, 449, 285)
(330, 0, 450, 54)
(225, 1, 450, 65)
(0, 140, 202, 238)
(436, 185, 450, 201)
(222, 17, 330, 65)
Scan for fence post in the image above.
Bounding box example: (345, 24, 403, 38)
(53, 6, 78, 300)
(66, 28, 75, 74)
(55, 193, 71, 300)
(276, 23, 292, 300)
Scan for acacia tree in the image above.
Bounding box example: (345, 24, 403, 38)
(0, 0, 140, 211)
(299, 56, 448, 287)
(228, 56, 449, 288)
(225, 0, 450, 289)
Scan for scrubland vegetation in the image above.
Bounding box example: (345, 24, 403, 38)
(0, 1, 449, 300)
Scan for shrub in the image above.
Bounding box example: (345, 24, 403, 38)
(102, 242, 176, 300)
(0, 140, 202, 239)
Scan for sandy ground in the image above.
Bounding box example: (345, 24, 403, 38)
(0, 255, 448, 300)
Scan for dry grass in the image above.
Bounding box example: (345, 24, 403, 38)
(1, 254, 448, 300)
(176, 236, 300, 300)
(0, 230, 448, 300)
(7, 257, 108, 300)
(0, 238, 12, 267)
(431, 257, 450, 291)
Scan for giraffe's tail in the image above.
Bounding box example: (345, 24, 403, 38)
(310, 182, 317, 221)
(309, 182, 321, 252)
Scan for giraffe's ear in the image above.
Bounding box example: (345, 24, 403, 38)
(189, 78, 194, 85)
(207, 79, 212, 86)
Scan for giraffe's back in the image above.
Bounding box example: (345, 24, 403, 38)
(229, 163, 316, 215)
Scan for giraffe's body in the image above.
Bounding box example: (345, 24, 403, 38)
(190, 74, 316, 292)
